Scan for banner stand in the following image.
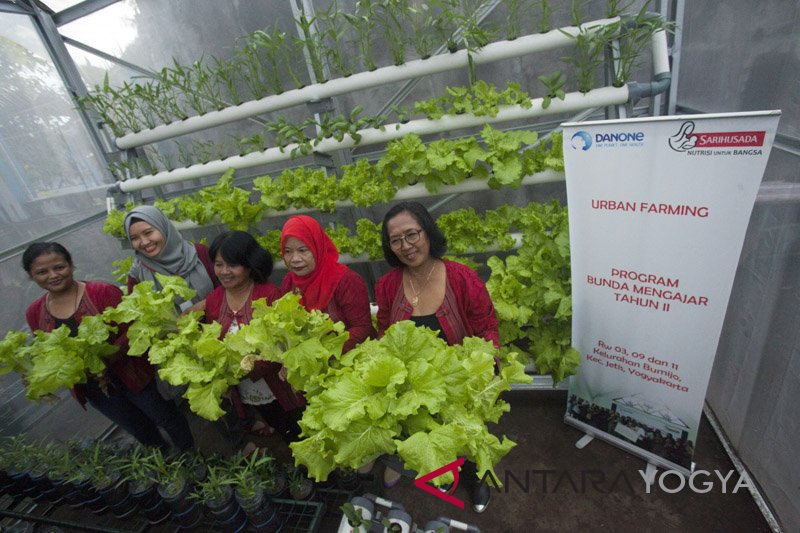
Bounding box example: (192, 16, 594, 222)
(566, 418, 693, 476)
(561, 111, 779, 477)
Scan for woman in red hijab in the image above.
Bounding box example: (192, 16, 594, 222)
(280, 215, 375, 352)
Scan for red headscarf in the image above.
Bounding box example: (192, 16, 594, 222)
(281, 216, 348, 310)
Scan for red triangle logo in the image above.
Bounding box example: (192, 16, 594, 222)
(413, 457, 465, 509)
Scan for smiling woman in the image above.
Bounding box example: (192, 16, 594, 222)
(22, 242, 193, 451)
(279, 215, 376, 353)
(203, 230, 302, 448)
(375, 201, 500, 512)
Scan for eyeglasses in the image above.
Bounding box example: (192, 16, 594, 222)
(389, 229, 424, 249)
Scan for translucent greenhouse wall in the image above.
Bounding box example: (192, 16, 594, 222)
(0, 0, 797, 529)
(678, 1, 800, 531)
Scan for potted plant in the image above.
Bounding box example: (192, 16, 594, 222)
(82, 441, 138, 518)
(148, 449, 204, 529)
(286, 465, 315, 501)
(190, 461, 247, 532)
(229, 451, 284, 531)
(1, 435, 36, 498)
(120, 445, 172, 525)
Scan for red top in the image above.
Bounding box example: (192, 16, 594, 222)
(280, 215, 347, 311)
(25, 281, 154, 407)
(282, 268, 376, 353)
(375, 260, 500, 348)
(204, 282, 305, 412)
(127, 242, 218, 293)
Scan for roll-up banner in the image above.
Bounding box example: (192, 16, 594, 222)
(562, 111, 780, 473)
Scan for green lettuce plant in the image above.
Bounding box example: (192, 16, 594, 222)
(290, 321, 531, 483)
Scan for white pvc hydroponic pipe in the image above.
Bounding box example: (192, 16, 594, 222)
(115, 17, 621, 150)
(114, 86, 625, 193)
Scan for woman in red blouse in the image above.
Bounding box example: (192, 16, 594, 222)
(23, 242, 193, 450)
(203, 230, 303, 446)
(280, 215, 375, 352)
(375, 201, 499, 513)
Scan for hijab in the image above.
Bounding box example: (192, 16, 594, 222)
(124, 205, 214, 303)
(281, 215, 347, 310)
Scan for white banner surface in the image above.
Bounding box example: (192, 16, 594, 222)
(562, 111, 780, 472)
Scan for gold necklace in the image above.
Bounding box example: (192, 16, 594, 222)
(407, 261, 437, 308)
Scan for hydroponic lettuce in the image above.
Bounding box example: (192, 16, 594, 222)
(101, 273, 197, 355)
(486, 201, 580, 383)
(289, 321, 531, 484)
(0, 317, 118, 401)
(227, 293, 348, 398)
(134, 291, 348, 421)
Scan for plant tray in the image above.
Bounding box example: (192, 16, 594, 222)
(273, 497, 326, 533)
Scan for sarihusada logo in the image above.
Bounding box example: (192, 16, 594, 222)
(571, 131, 593, 151)
(669, 120, 766, 152)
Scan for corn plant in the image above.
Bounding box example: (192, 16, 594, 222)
(344, 0, 378, 71)
(376, 0, 410, 66)
(408, 2, 437, 59)
(537, 0, 553, 33)
(561, 23, 608, 93)
(295, 7, 327, 83)
(318, 2, 355, 78)
(212, 55, 243, 105)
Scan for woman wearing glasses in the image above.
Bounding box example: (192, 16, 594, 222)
(374, 201, 499, 513)
(375, 201, 499, 347)
(281, 215, 375, 353)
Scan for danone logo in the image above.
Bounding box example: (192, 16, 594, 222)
(570, 131, 592, 150)
(669, 121, 766, 152)
(413, 457, 465, 509)
(572, 129, 645, 150)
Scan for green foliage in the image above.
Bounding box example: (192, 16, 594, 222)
(254, 167, 344, 213)
(0, 330, 32, 377)
(15, 316, 118, 401)
(229, 293, 348, 399)
(538, 71, 567, 109)
(101, 273, 196, 356)
(485, 201, 579, 383)
(112, 256, 134, 284)
(290, 322, 531, 483)
(413, 81, 532, 120)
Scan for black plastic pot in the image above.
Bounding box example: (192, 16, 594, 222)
(159, 479, 203, 529)
(7, 470, 34, 497)
(130, 482, 171, 525)
(336, 469, 362, 491)
(97, 473, 138, 519)
(26, 471, 54, 502)
(206, 485, 247, 533)
(235, 486, 283, 532)
(263, 471, 288, 500)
